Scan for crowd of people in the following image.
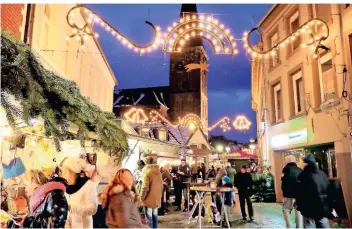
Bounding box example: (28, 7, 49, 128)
(1, 152, 336, 229)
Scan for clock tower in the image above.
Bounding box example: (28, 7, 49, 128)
(169, 4, 209, 132)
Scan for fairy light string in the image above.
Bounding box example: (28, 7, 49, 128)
(66, 5, 161, 54)
(243, 18, 330, 59)
(232, 115, 251, 130)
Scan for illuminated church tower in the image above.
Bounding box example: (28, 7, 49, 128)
(169, 4, 209, 132)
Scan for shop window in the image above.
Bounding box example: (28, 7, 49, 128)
(288, 11, 300, 53)
(318, 53, 336, 102)
(269, 32, 280, 68)
(315, 4, 331, 24)
(292, 71, 305, 114)
(273, 83, 283, 122)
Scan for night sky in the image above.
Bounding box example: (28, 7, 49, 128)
(87, 4, 272, 142)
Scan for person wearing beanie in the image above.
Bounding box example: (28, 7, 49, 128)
(139, 157, 162, 228)
(60, 157, 98, 228)
(221, 176, 234, 227)
(234, 165, 254, 221)
(296, 154, 330, 228)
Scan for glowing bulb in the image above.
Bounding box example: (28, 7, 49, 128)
(214, 19, 219, 24)
(192, 23, 196, 27)
(156, 26, 161, 31)
(207, 25, 211, 30)
(322, 26, 327, 30)
(186, 25, 190, 29)
(313, 54, 318, 59)
(280, 43, 284, 47)
(225, 29, 230, 34)
(134, 47, 139, 52)
(66, 36, 70, 41)
(173, 22, 177, 26)
(117, 34, 121, 40)
(192, 15, 197, 19)
(1, 127, 12, 137)
(199, 32, 203, 36)
(191, 31, 196, 36)
(179, 28, 184, 33)
(70, 12, 75, 17)
(252, 52, 257, 57)
(185, 34, 190, 39)
(168, 47, 172, 51)
(81, 44, 85, 48)
(186, 16, 190, 20)
(169, 39, 174, 44)
(225, 48, 229, 53)
(122, 39, 127, 45)
(94, 33, 99, 38)
(206, 34, 211, 39)
(177, 47, 182, 51)
(128, 44, 132, 49)
(207, 16, 212, 21)
(200, 15, 205, 20)
(180, 18, 184, 23)
(212, 39, 217, 44)
(219, 35, 223, 39)
(220, 24, 224, 29)
(215, 46, 220, 52)
(168, 27, 171, 31)
(72, 28, 78, 34)
(199, 23, 204, 28)
(141, 49, 145, 53)
(87, 18, 92, 24)
(76, 36, 81, 40)
(180, 39, 185, 45)
(83, 35, 88, 40)
(111, 31, 116, 35)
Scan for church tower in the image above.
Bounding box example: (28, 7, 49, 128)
(169, 4, 208, 132)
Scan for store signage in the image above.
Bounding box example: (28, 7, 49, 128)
(271, 128, 308, 149)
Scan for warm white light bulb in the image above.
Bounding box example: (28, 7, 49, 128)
(84, 35, 88, 40)
(191, 31, 196, 36)
(76, 36, 81, 40)
(168, 27, 171, 31)
(94, 33, 99, 38)
(186, 25, 190, 29)
(72, 28, 78, 34)
(192, 15, 196, 19)
(66, 36, 70, 40)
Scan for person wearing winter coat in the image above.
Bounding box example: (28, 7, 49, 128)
(281, 155, 303, 228)
(198, 163, 206, 181)
(60, 157, 98, 228)
(176, 159, 191, 212)
(225, 162, 236, 186)
(235, 165, 254, 221)
(139, 157, 163, 228)
(296, 154, 331, 228)
(207, 165, 216, 179)
(101, 168, 147, 228)
(221, 176, 234, 227)
(9, 169, 68, 229)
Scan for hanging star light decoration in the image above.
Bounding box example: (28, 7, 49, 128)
(232, 115, 251, 130)
(66, 5, 162, 53)
(124, 108, 149, 123)
(243, 18, 329, 59)
(163, 14, 238, 54)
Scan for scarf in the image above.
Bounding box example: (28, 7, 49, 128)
(66, 176, 89, 195)
(29, 181, 66, 213)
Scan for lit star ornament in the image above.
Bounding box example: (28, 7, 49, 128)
(232, 115, 251, 130)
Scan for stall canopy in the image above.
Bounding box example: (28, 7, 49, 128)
(227, 150, 258, 159)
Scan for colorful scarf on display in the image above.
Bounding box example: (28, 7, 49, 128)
(29, 181, 66, 213)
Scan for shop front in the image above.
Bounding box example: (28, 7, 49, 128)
(271, 128, 338, 201)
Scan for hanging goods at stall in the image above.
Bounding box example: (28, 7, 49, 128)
(2, 150, 26, 179)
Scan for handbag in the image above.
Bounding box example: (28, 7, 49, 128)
(2, 157, 26, 179)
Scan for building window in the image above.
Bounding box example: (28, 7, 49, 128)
(141, 127, 150, 138)
(269, 32, 280, 68)
(292, 71, 305, 114)
(319, 54, 336, 101)
(289, 11, 300, 52)
(273, 83, 282, 122)
(157, 128, 167, 141)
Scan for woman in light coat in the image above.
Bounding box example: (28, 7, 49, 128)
(60, 157, 98, 228)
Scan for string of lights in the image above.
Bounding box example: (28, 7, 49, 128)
(163, 14, 238, 54)
(243, 18, 330, 59)
(232, 115, 251, 130)
(66, 5, 161, 54)
(125, 108, 246, 132)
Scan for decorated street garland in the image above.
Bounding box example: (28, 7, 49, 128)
(1, 32, 128, 159)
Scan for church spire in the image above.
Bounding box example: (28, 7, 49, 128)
(179, 4, 203, 47)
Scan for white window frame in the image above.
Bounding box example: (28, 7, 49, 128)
(158, 128, 167, 141)
(273, 83, 282, 122)
(292, 71, 304, 114)
(270, 32, 279, 67)
(318, 52, 335, 102)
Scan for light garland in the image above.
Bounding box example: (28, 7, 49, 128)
(208, 117, 231, 132)
(163, 14, 238, 55)
(66, 5, 161, 54)
(127, 109, 233, 132)
(243, 18, 329, 59)
(232, 115, 251, 130)
(124, 108, 149, 123)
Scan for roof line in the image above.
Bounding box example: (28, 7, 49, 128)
(256, 4, 278, 28)
(79, 5, 118, 85)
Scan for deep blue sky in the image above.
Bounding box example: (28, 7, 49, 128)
(87, 4, 271, 142)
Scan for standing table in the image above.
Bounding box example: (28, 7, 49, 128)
(188, 186, 234, 229)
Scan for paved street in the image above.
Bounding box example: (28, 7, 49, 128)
(159, 195, 289, 228)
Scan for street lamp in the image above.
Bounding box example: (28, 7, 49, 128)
(216, 145, 224, 152)
(249, 143, 256, 154)
(225, 146, 231, 153)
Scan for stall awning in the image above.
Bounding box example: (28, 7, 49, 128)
(227, 150, 258, 159)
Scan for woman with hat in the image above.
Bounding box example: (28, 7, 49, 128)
(60, 157, 98, 228)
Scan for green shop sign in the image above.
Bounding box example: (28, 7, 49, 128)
(271, 128, 308, 149)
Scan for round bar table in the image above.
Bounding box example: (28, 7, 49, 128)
(188, 186, 234, 229)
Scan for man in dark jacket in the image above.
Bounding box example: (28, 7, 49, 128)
(235, 165, 254, 221)
(297, 154, 330, 228)
(176, 159, 191, 212)
(281, 155, 303, 228)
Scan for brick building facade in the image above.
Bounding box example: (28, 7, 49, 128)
(1, 4, 26, 40)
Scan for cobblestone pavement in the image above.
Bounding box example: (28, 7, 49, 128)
(159, 195, 289, 228)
